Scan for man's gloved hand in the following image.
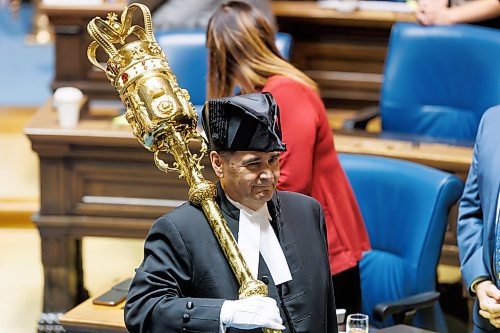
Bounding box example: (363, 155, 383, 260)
(220, 295, 285, 330)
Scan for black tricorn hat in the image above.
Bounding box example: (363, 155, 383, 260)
(201, 92, 287, 152)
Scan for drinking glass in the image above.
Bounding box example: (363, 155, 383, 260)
(346, 313, 369, 333)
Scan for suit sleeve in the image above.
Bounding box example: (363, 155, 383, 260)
(124, 218, 224, 333)
(457, 116, 490, 293)
(316, 202, 338, 333)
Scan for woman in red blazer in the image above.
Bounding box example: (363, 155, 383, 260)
(206, 1, 371, 315)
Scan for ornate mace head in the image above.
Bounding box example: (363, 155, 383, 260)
(87, 3, 198, 152)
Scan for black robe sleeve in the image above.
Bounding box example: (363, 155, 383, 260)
(318, 204, 338, 333)
(124, 216, 224, 333)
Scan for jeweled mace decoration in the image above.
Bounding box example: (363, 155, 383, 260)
(87, 4, 280, 333)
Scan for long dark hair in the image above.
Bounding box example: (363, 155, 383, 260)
(206, 1, 317, 99)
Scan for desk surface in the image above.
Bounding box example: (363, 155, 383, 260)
(27, 102, 471, 316)
(60, 296, 435, 333)
(335, 132, 472, 176)
(26, 102, 472, 177)
(40, 1, 415, 24)
(25, 100, 136, 146)
(40, 1, 126, 16)
(61, 296, 126, 333)
(377, 325, 437, 332)
(272, 1, 415, 27)
(40, 0, 415, 107)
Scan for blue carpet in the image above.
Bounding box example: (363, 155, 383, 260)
(0, 4, 53, 107)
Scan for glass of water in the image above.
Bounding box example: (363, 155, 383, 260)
(346, 313, 369, 333)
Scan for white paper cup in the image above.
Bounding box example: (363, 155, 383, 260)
(336, 308, 346, 324)
(53, 87, 83, 128)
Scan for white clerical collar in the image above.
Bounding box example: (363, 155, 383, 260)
(226, 195, 292, 285)
(226, 196, 272, 220)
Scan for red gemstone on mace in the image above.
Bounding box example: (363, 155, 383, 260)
(122, 73, 129, 83)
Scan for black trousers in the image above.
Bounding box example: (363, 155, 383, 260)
(332, 264, 362, 316)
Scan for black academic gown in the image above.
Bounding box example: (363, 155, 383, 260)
(125, 184, 337, 333)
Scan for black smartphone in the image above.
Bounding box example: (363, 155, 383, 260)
(93, 288, 127, 306)
(111, 278, 132, 292)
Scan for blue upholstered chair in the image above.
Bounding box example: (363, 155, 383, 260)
(274, 32, 294, 60)
(156, 31, 208, 107)
(155, 30, 293, 109)
(382, 23, 500, 142)
(346, 23, 500, 143)
(338, 153, 464, 331)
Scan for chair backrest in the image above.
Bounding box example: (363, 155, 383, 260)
(155, 30, 293, 107)
(338, 153, 464, 327)
(156, 31, 208, 106)
(381, 22, 500, 142)
(275, 32, 293, 60)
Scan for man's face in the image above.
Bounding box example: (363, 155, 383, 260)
(210, 151, 280, 210)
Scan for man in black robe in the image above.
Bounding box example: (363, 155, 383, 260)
(125, 92, 338, 333)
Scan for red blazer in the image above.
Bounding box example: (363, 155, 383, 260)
(264, 75, 370, 275)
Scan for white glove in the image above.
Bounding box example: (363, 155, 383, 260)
(220, 295, 285, 330)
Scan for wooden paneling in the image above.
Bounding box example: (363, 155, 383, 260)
(42, 1, 415, 110)
(41, 2, 126, 99)
(273, 1, 415, 110)
(26, 101, 216, 313)
(27, 101, 471, 314)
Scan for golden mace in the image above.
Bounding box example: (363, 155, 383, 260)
(87, 4, 280, 333)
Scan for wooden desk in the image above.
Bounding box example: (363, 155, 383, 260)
(378, 325, 437, 333)
(41, 1, 126, 99)
(42, 1, 414, 110)
(61, 296, 126, 333)
(60, 296, 435, 333)
(26, 102, 471, 317)
(273, 1, 415, 110)
(335, 133, 472, 180)
(25, 101, 217, 317)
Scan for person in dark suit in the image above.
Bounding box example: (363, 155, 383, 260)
(124, 92, 337, 333)
(206, 1, 370, 315)
(458, 105, 500, 332)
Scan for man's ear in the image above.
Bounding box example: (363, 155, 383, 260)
(210, 151, 224, 178)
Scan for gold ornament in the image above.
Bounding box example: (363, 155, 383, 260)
(87, 4, 280, 333)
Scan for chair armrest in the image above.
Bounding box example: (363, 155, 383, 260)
(342, 105, 380, 130)
(373, 291, 440, 323)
